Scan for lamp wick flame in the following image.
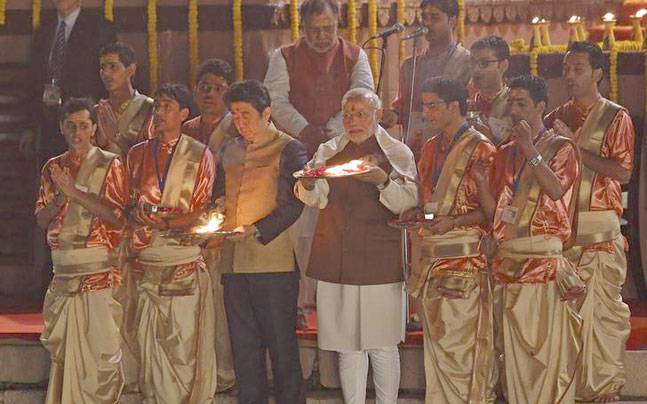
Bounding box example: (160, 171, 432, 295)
(603, 12, 616, 22)
(531, 16, 540, 24)
(194, 212, 225, 234)
(635, 9, 647, 18)
(569, 15, 581, 23)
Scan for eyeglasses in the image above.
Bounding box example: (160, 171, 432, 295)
(421, 100, 447, 109)
(342, 110, 374, 121)
(197, 83, 228, 94)
(470, 59, 501, 69)
(303, 25, 337, 36)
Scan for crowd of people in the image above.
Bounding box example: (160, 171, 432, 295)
(26, 0, 635, 403)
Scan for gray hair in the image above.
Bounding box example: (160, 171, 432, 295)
(341, 88, 382, 110)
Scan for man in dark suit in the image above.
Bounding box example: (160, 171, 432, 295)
(21, 0, 116, 166)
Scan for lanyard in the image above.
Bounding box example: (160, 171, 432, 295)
(431, 122, 470, 189)
(510, 127, 547, 194)
(153, 138, 179, 194)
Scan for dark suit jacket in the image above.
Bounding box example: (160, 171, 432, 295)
(27, 8, 116, 126)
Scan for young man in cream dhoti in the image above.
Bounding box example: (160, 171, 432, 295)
(479, 75, 584, 404)
(36, 98, 129, 403)
(96, 41, 153, 159)
(545, 41, 635, 403)
(182, 58, 237, 393)
(126, 83, 217, 403)
(405, 77, 497, 404)
(96, 41, 155, 391)
(296, 88, 418, 403)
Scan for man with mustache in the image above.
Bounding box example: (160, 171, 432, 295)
(126, 83, 217, 403)
(96, 41, 154, 159)
(36, 98, 128, 403)
(479, 75, 584, 404)
(381, 0, 471, 156)
(545, 41, 635, 403)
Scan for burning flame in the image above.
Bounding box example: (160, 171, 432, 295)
(602, 13, 616, 22)
(531, 17, 540, 24)
(194, 212, 225, 234)
(635, 9, 647, 18)
(568, 15, 581, 23)
(324, 160, 369, 176)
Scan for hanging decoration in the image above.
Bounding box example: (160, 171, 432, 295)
(290, 0, 300, 41)
(0, 0, 6, 26)
(105, 0, 114, 22)
(397, 0, 406, 61)
(347, 0, 357, 44)
(368, 0, 379, 84)
(457, 0, 465, 44)
(148, 0, 159, 91)
(189, 0, 199, 84)
(233, 0, 244, 80)
(32, 0, 42, 29)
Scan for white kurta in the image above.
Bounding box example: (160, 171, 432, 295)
(264, 46, 374, 139)
(295, 148, 418, 351)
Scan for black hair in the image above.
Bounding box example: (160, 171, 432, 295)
(300, 0, 340, 22)
(154, 83, 193, 111)
(59, 97, 97, 124)
(566, 41, 606, 74)
(223, 80, 271, 113)
(470, 35, 510, 61)
(421, 77, 468, 116)
(196, 58, 234, 85)
(419, 0, 458, 18)
(100, 41, 136, 67)
(509, 74, 548, 105)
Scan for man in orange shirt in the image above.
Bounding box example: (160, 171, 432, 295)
(480, 75, 583, 404)
(406, 77, 496, 403)
(36, 98, 128, 403)
(545, 41, 634, 403)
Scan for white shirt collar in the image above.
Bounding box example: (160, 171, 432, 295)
(57, 7, 81, 41)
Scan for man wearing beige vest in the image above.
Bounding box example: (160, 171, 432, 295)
(265, 0, 374, 328)
(126, 84, 217, 403)
(545, 41, 635, 403)
(216, 80, 308, 404)
(182, 58, 237, 393)
(96, 41, 154, 159)
(295, 88, 418, 403)
(36, 98, 128, 403)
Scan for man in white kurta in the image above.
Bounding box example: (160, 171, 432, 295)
(295, 88, 418, 403)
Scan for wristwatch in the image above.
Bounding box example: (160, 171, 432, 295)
(528, 154, 543, 167)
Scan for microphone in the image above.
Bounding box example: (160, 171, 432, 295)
(375, 23, 405, 39)
(402, 26, 429, 41)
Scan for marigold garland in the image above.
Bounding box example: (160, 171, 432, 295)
(529, 48, 539, 76)
(32, 0, 41, 29)
(368, 0, 379, 84)
(0, 0, 6, 26)
(457, 0, 465, 44)
(609, 46, 619, 102)
(233, 0, 244, 80)
(290, 0, 299, 41)
(396, 0, 405, 62)
(104, 0, 114, 22)
(188, 0, 199, 84)
(147, 0, 158, 91)
(347, 0, 357, 44)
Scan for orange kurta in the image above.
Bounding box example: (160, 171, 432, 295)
(182, 116, 219, 146)
(126, 136, 215, 252)
(545, 98, 634, 217)
(472, 89, 504, 119)
(491, 130, 580, 283)
(97, 98, 154, 151)
(417, 131, 496, 274)
(35, 151, 129, 290)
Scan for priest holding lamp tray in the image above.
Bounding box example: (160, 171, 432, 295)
(295, 87, 418, 404)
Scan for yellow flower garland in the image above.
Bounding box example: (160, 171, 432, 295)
(0, 0, 6, 26)
(609, 46, 619, 102)
(32, 0, 41, 29)
(347, 0, 357, 44)
(148, 0, 158, 91)
(290, 0, 300, 41)
(397, 0, 405, 61)
(529, 48, 539, 76)
(188, 0, 199, 84)
(233, 0, 244, 80)
(368, 0, 379, 84)
(457, 0, 465, 44)
(105, 0, 114, 23)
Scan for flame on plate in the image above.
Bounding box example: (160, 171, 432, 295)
(568, 15, 581, 23)
(636, 9, 647, 18)
(194, 212, 225, 234)
(602, 13, 616, 22)
(325, 159, 369, 176)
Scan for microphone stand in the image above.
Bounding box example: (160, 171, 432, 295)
(403, 37, 419, 146)
(376, 35, 388, 96)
